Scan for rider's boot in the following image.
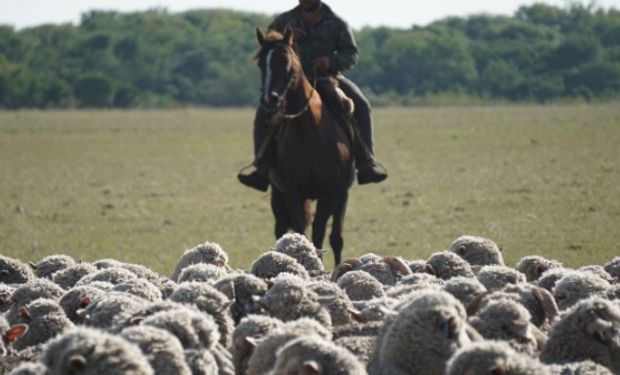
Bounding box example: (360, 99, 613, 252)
(238, 107, 272, 192)
(355, 145, 387, 184)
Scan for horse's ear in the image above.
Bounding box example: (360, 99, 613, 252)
(256, 27, 266, 46)
(283, 25, 295, 46)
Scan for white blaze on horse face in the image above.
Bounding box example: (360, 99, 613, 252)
(263, 49, 274, 103)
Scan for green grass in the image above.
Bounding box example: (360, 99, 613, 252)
(1, 105, 619, 275)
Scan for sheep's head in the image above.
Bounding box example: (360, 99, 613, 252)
(576, 299, 620, 348)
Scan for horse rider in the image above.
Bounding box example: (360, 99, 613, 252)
(238, 0, 388, 192)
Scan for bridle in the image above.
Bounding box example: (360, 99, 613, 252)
(260, 44, 317, 122)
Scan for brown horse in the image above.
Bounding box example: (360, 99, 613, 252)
(255, 27, 354, 265)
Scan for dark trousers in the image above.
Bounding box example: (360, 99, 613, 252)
(252, 75, 374, 162)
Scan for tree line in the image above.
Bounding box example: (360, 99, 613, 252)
(0, 3, 619, 108)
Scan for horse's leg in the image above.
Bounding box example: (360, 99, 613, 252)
(329, 190, 349, 266)
(312, 197, 332, 251)
(271, 189, 290, 239)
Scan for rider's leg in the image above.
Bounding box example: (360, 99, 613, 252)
(238, 105, 271, 192)
(336, 76, 387, 184)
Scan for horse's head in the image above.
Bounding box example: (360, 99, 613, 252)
(255, 27, 302, 113)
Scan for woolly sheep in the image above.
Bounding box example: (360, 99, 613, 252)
(499, 284, 560, 328)
(536, 268, 572, 293)
(516, 255, 562, 282)
(75, 266, 138, 286)
(0, 283, 16, 312)
(476, 265, 526, 290)
(249, 251, 309, 280)
(121, 325, 192, 375)
(79, 292, 147, 330)
(604, 257, 620, 281)
(246, 318, 332, 375)
(442, 276, 487, 308)
(184, 349, 219, 375)
(548, 360, 615, 375)
(469, 298, 546, 356)
(178, 263, 228, 283)
(407, 259, 435, 275)
(6, 362, 47, 375)
(331, 255, 412, 286)
(140, 306, 220, 351)
(58, 285, 109, 324)
(11, 298, 74, 351)
(169, 282, 234, 348)
(40, 327, 154, 375)
(0, 256, 34, 284)
(51, 262, 97, 289)
(214, 272, 267, 324)
(446, 341, 551, 375)
(449, 235, 505, 266)
(426, 251, 474, 280)
(541, 297, 620, 373)
(7, 279, 65, 324)
(256, 273, 332, 327)
(171, 242, 230, 282)
(308, 279, 357, 326)
(351, 297, 400, 322)
(273, 233, 325, 275)
(336, 270, 384, 301)
(232, 315, 283, 375)
(553, 272, 610, 310)
(269, 335, 367, 375)
(111, 278, 163, 302)
(578, 265, 615, 284)
(369, 290, 478, 375)
(32, 254, 75, 279)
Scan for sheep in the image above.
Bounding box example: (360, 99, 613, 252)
(476, 265, 526, 290)
(178, 263, 228, 283)
(79, 292, 147, 330)
(336, 270, 385, 301)
(7, 279, 65, 324)
(446, 341, 551, 375)
(6, 362, 47, 375)
(51, 262, 97, 290)
(121, 325, 192, 375)
(369, 290, 479, 375)
(232, 315, 283, 375)
(540, 297, 620, 373)
(604, 257, 620, 281)
(40, 327, 154, 375)
(426, 251, 475, 280)
(0, 256, 35, 284)
(498, 284, 560, 328)
(31, 254, 76, 279)
(111, 278, 163, 302)
(553, 272, 610, 310)
(140, 306, 220, 352)
(308, 279, 357, 326)
(407, 259, 435, 275)
(246, 318, 332, 375)
(255, 273, 332, 327)
(0, 283, 16, 312)
(171, 242, 230, 282)
(249, 251, 309, 280)
(578, 265, 615, 284)
(548, 360, 615, 375)
(58, 285, 109, 324)
(75, 266, 139, 286)
(516, 255, 562, 282)
(331, 255, 412, 286)
(351, 297, 400, 322)
(10, 298, 74, 351)
(469, 298, 546, 356)
(536, 268, 572, 293)
(272, 233, 326, 276)
(269, 335, 367, 375)
(442, 276, 487, 308)
(169, 282, 234, 348)
(214, 272, 267, 324)
(449, 235, 505, 266)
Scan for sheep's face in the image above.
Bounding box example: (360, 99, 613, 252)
(554, 274, 609, 310)
(577, 301, 620, 346)
(416, 305, 469, 346)
(258, 282, 306, 314)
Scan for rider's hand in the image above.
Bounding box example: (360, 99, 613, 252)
(291, 27, 306, 40)
(312, 56, 331, 73)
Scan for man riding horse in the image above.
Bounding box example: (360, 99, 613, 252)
(238, 0, 388, 192)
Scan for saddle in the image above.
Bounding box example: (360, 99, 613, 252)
(315, 78, 356, 144)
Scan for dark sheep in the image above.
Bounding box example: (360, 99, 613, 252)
(249, 251, 309, 280)
(51, 263, 98, 290)
(0, 256, 35, 284)
(426, 251, 475, 280)
(7, 279, 65, 324)
(171, 242, 230, 282)
(10, 298, 74, 351)
(214, 272, 267, 324)
(32, 254, 76, 279)
(449, 235, 505, 266)
(516, 255, 562, 282)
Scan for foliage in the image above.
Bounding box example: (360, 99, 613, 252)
(0, 3, 619, 108)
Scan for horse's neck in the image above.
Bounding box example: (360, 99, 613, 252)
(286, 73, 322, 125)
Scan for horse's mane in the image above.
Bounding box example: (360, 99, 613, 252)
(254, 30, 302, 75)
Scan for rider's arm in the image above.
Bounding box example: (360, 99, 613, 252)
(328, 22, 359, 75)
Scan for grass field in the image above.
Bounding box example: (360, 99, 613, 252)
(1, 105, 619, 275)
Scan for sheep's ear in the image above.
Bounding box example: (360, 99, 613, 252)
(5, 324, 28, 343)
(466, 292, 490, 316)
(79, 295, 92, 308)
(28, 262, 38, 270)
(424, 264, 435, 275)
(0, 269, 9, 277)
(68, 355, 87, 372)
(383, 256, 412, 276)
(220, 300, 234, 312)
(532, 287, 559, 322)
(303, 360, 322, 374)
(214, 259, 226, 267)
(130, 316, 146, 325)
(490, 364, 507, 375)
(471, 265, 483, 274)
(245, 336, 264, 348)
(18, 306, 31, 321)
(535, 263, 547, 276)
(256, 27, 266, 46)
(348, 307, 366, 323)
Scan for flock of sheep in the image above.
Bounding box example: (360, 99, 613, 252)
(1, 233, 619, 375)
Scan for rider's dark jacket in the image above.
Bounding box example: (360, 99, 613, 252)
(268, 3, 359, 77)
